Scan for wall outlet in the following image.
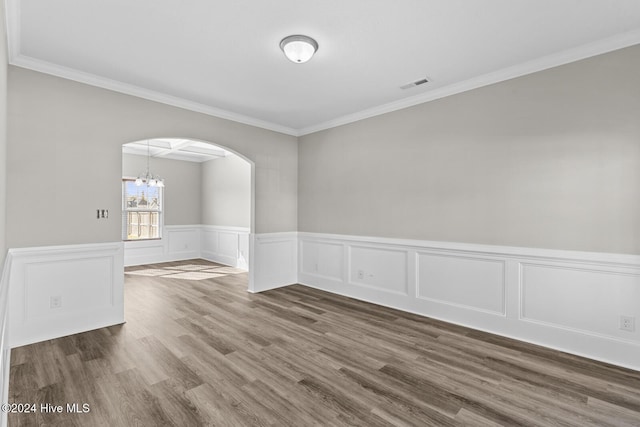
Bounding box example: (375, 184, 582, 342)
(620, 316, 635, 332)
(357, 270, 364, 280)
(50, 296, 62, 309)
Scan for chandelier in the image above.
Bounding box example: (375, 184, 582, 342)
(135, 140, 165, 187)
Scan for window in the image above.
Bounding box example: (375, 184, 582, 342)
(122, 179, 163, 240)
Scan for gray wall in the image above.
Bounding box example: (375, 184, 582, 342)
(299, 45, 640, 255)
(7, 67, 297, 248)
(122, 153, 202, 226)
(6, 45, 640, 254)
(202, 154, 251, 228)
(0, 3, 7, 264)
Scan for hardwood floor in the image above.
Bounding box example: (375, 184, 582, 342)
(8, 259, 640, 426)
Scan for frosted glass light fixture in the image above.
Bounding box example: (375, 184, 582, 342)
(280, 35, 318, 63)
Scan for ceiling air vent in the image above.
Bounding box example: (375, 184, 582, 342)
(400, 77, 429, 90)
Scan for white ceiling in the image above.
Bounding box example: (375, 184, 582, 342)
(123, 139, 231, 163)
(8, 1, 640, 136)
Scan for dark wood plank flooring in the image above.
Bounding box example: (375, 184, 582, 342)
(8, 259, 640, 426)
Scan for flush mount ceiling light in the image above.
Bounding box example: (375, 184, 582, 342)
(280, 35, 318, 63)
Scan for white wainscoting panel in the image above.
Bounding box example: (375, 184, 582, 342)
(300, 240, 344, 281)
(123, 239, 164, 266)
(124, 225, 250, 269)
(349, 245, 408, 295)
(124, 225, 200, 266)
(201, 228, 217, 255)
(167, 227, 200, 256)
(298, 232, 640, 371)
(7, 243, 125, 348)
(0, 253, 12, 427)
(201, 225, 250, 269)
(25, 258, 113, 320)
(250, 233, 297, 293)
(521, 262, 640, 341)
(238, 233, 249, 271)
(417, 252, 506, 316)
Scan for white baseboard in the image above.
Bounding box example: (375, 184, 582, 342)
(298, 232, 640, 371)
(6, 242, 125, 348)
(249, 232, 298, 293)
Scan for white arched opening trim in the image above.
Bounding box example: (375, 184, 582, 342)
(121, 137, 257, 290)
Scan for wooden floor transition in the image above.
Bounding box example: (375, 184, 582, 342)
(8, 259, 640, 426)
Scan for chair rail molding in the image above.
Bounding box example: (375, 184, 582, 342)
(297, 232, 640, 371)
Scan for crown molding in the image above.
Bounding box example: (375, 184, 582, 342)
(9, 54, 300, 136)
(5, 0, 640, 138)
(4, 1, 300, 135)
(297, 29, 640, 136)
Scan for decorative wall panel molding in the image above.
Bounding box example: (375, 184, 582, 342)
(124, 224, 295, 293)
(349, 245, 409, 295)
(300, 240, 344, 282)
(201, 225, 250, 270)
(3, 226, 258, 351)
(520, 262, 640, 341)
(5, 232, 640, 373)
(167, 227, 200, 257)
(416, 252, 506, 316)
(125, 225, 250, 269)
(6, 243, 125, 348)
(124, 225, 201, 266)
(250, 232, 298, 293)
(298, 232, 640, 371)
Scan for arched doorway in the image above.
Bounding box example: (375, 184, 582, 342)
(121, 137, 255, 289)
